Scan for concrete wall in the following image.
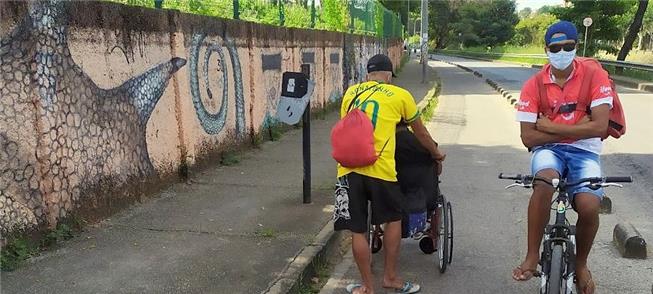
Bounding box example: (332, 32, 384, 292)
(0, 1, 402, 235)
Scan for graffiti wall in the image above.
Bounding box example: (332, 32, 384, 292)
(0, 0, 402, 235)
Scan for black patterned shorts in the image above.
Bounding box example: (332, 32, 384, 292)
(333, 173, 404, 233)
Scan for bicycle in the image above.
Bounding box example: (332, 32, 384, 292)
(498, 173, 632, 294)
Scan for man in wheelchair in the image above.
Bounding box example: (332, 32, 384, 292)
(395, 122, 442, 238)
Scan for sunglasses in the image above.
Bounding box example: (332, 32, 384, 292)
(548, 43, 576, 53)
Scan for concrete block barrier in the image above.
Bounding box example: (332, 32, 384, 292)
(613, 222, 647, 259)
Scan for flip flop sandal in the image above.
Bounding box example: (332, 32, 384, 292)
(346, 283, 366, 294)
(393, 281, 421, 294)
(575, 270, 595, 294)
(512, 266, 540, 281)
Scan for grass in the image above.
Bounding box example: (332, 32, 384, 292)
(437, 48, 653, 82)
(220, 151, 241, 166)
(452, 44, 546, 55)
(420, 79, 441, 122)
(598, 50, 653, 64)
(1, 216, 85, 271)
(255, 227, 277, 238)
(295, 257, 331, 294)
(0, 236, 38, 271)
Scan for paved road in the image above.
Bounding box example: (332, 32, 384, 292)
(320, 57, 653, 293)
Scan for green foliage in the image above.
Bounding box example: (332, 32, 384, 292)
(1, 237, 38, 271)
(407, 35, 420, 47)
(552, 0, 632, 56)
(105, 0, 403, 38)
(431, 0, 519, 48)
(316, 0, 348, 32)
(519, 7, 532, 19)
(220, 151, 240, 166)
(429, 0, 457, 49)
(239, 0, 279, 25)
(511, 13, 558, 46)
(163, 0, 233, 18)
(1, 217, 84, 271)
(537, 5, 556, 15)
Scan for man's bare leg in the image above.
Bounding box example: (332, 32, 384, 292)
(380, 220, 405, 289)
(573, 193, 600, 294)
(513, 169, 558, 281)
(352, 232, 374, 294)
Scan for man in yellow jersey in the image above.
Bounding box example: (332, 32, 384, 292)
(334, 54, 445, 294)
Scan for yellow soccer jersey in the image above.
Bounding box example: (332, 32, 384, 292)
(336, 81, 420, 182)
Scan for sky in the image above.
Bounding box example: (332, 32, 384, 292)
(515, 0, 565, 12)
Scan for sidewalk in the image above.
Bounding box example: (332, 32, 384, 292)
(0, 57, 438, 294)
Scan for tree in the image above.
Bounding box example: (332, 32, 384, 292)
(380, 0, 421, 34)
(429, 0, 458, 49)
(511, 13, 558, 46)
(519, 7, 532, 19)
(641, 2, 653, 50)
(617, 0, 649, 64)
(552, 0, 631, 56)
(537, 5, 555, 15)
(453, 0, 519, 47)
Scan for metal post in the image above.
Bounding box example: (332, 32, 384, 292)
(310, 0, 316, 28)
(406, 0, 410, 35)
(154, 0, 162, 8)
(279, 0, 285, 26)
(420, 0, 428, 83)
(233, 0, 240, 20)
(583, 26, 589, 57)
(301, 64, 311, 204)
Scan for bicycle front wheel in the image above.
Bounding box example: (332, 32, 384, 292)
(547, 244, 564, 294)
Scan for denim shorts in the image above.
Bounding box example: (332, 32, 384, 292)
(531, 144, 604, 200)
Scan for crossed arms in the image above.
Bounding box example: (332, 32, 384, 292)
(519, 104, 610, 149)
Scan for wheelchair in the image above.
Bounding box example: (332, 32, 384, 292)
(367, 169, 454, 273)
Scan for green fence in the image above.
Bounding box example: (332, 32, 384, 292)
(106, 0, 403, 39)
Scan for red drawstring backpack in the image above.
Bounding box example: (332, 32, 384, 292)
(331, 85, 389, 167)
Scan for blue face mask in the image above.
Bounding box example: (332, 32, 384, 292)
(547, 49, 576, 70)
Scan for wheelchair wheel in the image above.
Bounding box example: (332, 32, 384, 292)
(371, 235, 383, 254)
(447, 201, 454, 264)
(419, 236, 435, 254)
(437, 196, 449, 273)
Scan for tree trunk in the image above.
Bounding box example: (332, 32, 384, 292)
(616, 0, 648, 74)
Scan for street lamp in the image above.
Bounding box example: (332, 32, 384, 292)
(582, 17, 593, 57)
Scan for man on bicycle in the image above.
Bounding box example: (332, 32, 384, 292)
(333, 54, 445, 294)
(512, 21, 615, 294)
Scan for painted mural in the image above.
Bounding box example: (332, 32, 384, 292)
(0, 0, 402, 235)
(188, 33, 245, 136)
(0, 0, 184, 232)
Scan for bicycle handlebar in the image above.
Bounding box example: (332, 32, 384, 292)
(498, 173, 632, 189)
(604, 176, 633, 183)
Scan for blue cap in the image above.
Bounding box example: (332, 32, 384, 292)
(545, 21, 578, 46)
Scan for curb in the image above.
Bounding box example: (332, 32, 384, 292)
(429, 55, 517, 106)
(613, 222, 648, 259)
(263, 220, 345, 294)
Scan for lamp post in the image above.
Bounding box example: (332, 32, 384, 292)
(420, 0, 428, 83)
(582, 17, 593, 57)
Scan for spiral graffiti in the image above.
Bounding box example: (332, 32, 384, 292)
(189, 33, 245, 136)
